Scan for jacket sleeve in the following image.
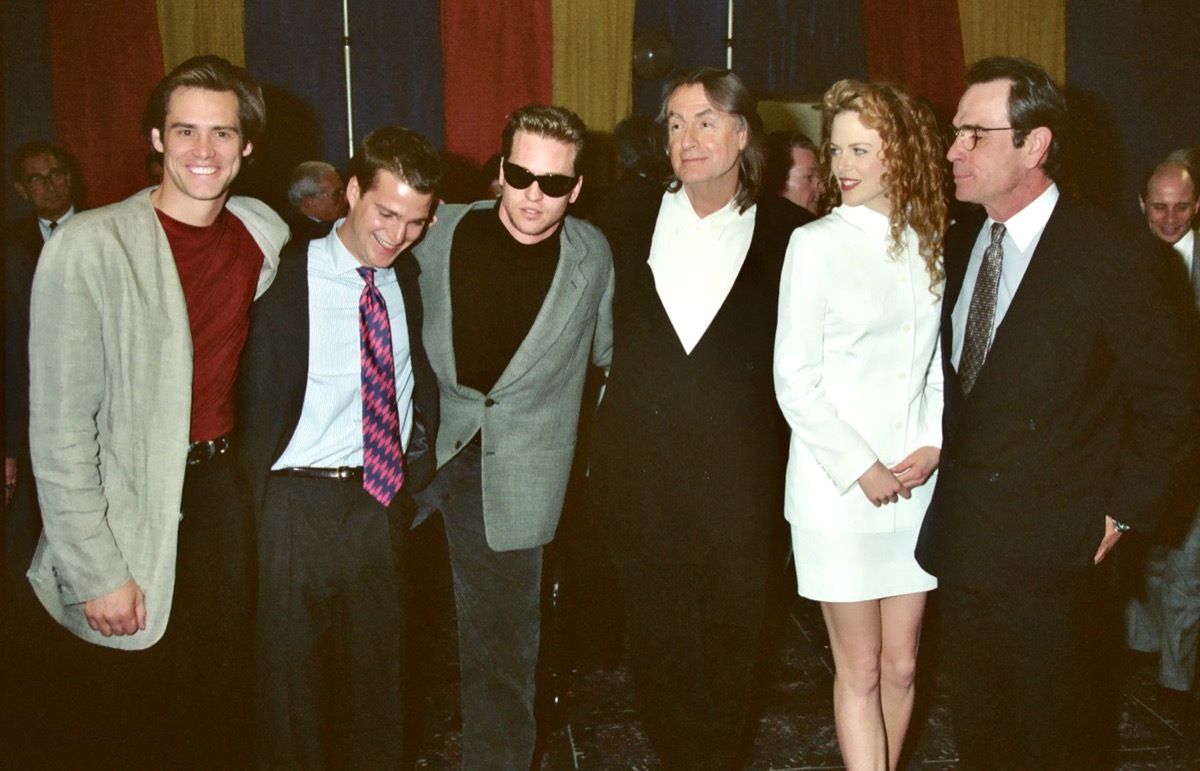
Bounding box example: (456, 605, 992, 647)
(28, 231, 131, 605)
(773, 226, 877, 493)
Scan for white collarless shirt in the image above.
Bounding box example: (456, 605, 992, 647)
(648, 189, 756, 354)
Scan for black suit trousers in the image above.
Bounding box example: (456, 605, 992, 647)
(939, 569, 1120, 770)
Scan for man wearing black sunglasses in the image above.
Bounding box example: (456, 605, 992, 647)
(411, 104, 613, 769)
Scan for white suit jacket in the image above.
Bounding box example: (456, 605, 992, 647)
(774, 205, 943, 533)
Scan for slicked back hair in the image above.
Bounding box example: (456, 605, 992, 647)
(501, 104, 588, 175)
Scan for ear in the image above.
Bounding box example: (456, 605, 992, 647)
(14, 181, 30, 202)
(567, 175, 584, 204)
(1139, 195, 1147, 215)
(345, 176, 362, 210)
(1023, 126, 1052, 171)
(151, 128, 165, 153)
(241, 140, 254, 158)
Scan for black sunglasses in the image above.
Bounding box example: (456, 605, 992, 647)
(502, 159, 578, 198)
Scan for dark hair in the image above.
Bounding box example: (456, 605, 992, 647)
(965, 56, 1066, 181)
(12, 141, 69, 181)
(348, 126, 444, 195)
(764, 130, 818, 197)
(142, 55, 266, 148)
(613, 114, 670, 177)
(660, 68, 765, 213)
(501, 105, 588, 175)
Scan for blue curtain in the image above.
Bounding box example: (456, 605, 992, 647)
(734, 0, 866, 99)
(631, 0, 728, 117)
(348, 0, 443, 151)
(1066, 2, 1200, 220)
(6, 2, 58, 217)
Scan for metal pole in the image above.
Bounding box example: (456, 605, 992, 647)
(343, 0, 354, 159)
(727, 0, 734, 69)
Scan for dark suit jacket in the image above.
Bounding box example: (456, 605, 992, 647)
(5, 216, 45, 459)
(236, 238, 440, 517)
(915, 194, 1200, 590)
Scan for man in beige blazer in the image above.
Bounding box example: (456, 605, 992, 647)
(412, 104, 613, 769)
(19, 56, 288, 766)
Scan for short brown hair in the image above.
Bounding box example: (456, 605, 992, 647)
(142, 55, 266, 148)
(501, 105, 588, 175)
(348, 126, 444, 196)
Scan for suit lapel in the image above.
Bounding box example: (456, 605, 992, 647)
(492, 224, 587, 392)
(1190, 232, 1200, 307)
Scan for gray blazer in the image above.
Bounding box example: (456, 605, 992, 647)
(27, 189, 288, 649)
(414, 201, 614, 551)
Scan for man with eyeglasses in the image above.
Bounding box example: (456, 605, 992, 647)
(915, 56, 1200, 768)
(285, 160, 348, 241)
(410, 104, 613, 769)
(5, 142, 79, 585)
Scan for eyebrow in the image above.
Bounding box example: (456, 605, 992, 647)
(168, 121, 241, 134)
(668, 107, 718, 121)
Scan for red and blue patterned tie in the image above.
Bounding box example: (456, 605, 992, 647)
(357, 267, 404, 506)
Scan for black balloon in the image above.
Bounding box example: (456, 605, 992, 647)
(632, 30, 674, 80)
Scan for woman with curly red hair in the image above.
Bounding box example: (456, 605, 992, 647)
(773, 79, 950, 770)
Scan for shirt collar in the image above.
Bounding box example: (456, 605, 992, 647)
(988, 183, 1059, 252)
(662, 188, 748, 236)
(322, 218, 393, 279)
(1173, 229, 1195, 262)
(39, 205, 76, 230)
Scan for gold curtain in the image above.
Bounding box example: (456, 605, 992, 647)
(156, 0, 245, 72)
(551, 0, 635, 134)
(958, 0, 1065, 84)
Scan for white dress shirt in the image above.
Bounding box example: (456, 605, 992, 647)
(648, 189, 756, 353)
(39, 205, 76, 241)
(273, 223, 415, 468)
(1174, 228, 1194, 271)
(951, 184, 1059, 369)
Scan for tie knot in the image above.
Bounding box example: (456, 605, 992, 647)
(990, 222, 1006, 247)
(357, 266, 375, 286)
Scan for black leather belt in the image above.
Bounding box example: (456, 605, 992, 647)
(270, 466, 364, 481)
(187, 436, 230, 466)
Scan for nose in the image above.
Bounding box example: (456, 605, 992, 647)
(946, 134, 965, 163)
(194, 133, 214, 157)
(835, 151, 851, 173)
(524, 181, 544, 202)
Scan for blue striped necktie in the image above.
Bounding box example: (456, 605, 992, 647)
(357, 267, 404, 506)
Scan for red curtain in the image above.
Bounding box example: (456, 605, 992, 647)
(861, 0, 966, 122)
(441, 0, 554, 167)
(48, 0, 165, 208)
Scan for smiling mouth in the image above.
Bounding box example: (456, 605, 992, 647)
(374, 233, 399, 251)
(189, 166, 219, 176)
(839, 178, 859, 192)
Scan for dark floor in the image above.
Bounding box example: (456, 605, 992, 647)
(406, 515, 1200, 770)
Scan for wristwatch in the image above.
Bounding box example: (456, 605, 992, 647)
(1112, 518, 1131, 533)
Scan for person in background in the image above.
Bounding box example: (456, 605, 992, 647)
(1125, 157, 1200, 720)
(285, 160, 348, 241)
(766, 130, 822, 215)
(774, 79, 948, 771)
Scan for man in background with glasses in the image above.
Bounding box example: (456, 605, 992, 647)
(411, 104, 613, 769)
(916, 56, 1200, 768)
(5, 142, 79, 585)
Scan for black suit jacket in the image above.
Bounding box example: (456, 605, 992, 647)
(236, 238, 440, 517)
(4, 216, 45, 458)
(915, 194, 1200, 590)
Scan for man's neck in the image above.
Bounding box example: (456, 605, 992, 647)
(683, 177, 739, 219)
(151, 186, 227, 227)
(984, 173, 1053, 223)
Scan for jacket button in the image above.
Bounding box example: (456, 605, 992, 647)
(988, 472, 1000, 483)
(454, 440, 462, 450)
(484, 398, 496, 407)
(1028, 419, 1037, 431)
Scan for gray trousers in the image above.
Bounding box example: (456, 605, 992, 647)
(416, 443, 543, 771)
(1127, 509, 1200, 691)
